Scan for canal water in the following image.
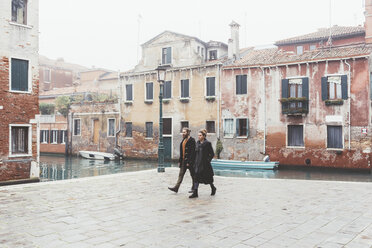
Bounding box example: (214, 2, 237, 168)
(40, 155, 372, 183)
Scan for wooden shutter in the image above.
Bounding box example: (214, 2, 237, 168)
(236, 119, 240, 136)
(57, 130, 62, 144)
(184, 80, 189, 97)
(207, 77, 215, 96)
(236, 75, 241, 94)
(126, 85, 132, 101)
(165, 81, 171, 98)
(341, 75, 348, 100)
(302, 77, 309, 99)
(242, 75, 247, 94)
(246, 118, 250, 137)
(46, 130, 50, 143)
(40, 130, 44, 143)
(321, 77, 328, 101)
(281, 79, 289, 98)
(166, 47, 172, 64)
(11, 58, 28, 91)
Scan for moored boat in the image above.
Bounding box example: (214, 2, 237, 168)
(79, 151, 116, 161)
(211, 159, 279, 170)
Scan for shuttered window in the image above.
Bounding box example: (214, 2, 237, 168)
(108, 119, 116, 137)
(57, 130, 67, 144)
(206, 121, 215, 133)
(327, 126, 343, 149)
(73, 119, 81, 136)
(321, 75, 347, 101)
(126, 84, 133, 101)
(163, 118, 172, 135)
(236, 75, 247, 95)
(11, 0, 27, 25)
(288, 125, 304, 147)
(51, 130, 58, 144)
(145, 122, 153, 138)
(125, 122, 132, 137)
(180, 121, 189, 133)
(164, 81, 172, 99)
(40, 130, 48, 143)
(11, 58, 29, 92)
(181, 79, 189, 98)
(206, 77, 215, 96)
(162, 47, 172, 64)
(224, 119, 234, 137)
(11, 126, 29, 154)
(146, 82, 153, 100)
(236, 118, 249, 137)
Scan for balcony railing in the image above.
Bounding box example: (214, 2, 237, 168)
(280, 98, 309, 115)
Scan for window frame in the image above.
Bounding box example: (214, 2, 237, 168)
(61, 130, 67, 144)
(223, 118, 234, 138)
(287, 125, 305, 148)
(180, 121, 189, 133)
(180, 79, 190, 99)
(163, 81, 172, 99)
(125, 122, 133, 138)
(9, 57, 31, 94)
(236, 74, 248, 95)
(206, 121, 216, 134)
(162, 47, 172, 65)
(145, 82, 154, 102)
(44, 68, 51, 83)
(296, 45, 303, 55)
(9, 124, 32, 157)
(40, 130, 48, 144)
(125, 84, 133, 102)
(73, 118, 81, 136)
(145, 122, 153, 138)
(236, 118, 249, 138)
(327, 125, 344, 150)
(209, 50, 218, 60)
(107, 118, 116, 137)
(51, 129, 58, 144)
(205, 77, 216, 97)
(11, 0, 27, 25)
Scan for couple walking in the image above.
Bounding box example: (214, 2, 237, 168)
(168, 128, 216, 198)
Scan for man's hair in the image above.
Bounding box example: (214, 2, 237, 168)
(182, 127, 191, 134)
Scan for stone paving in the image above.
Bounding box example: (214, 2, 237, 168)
(1, 168, 372, 248)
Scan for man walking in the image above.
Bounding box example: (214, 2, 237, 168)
(168, 127, 196, 193)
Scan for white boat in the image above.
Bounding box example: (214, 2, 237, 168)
(79, 151, 116, 160)
(211, 159, 279, 170)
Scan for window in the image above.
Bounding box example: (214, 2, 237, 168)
(108, 119, 116, 137)
(288, 125, 304, 147)
(162, 47, 172, 64)
(11, 58, 29, 92)
(73, 119, 81, 136)
(11, 0, 27, 25)
(125, 122, 132, 137)
(126, 84, 133, 101)
(206, 121, 215, 133)
(310, 45, 316, 51)
(180, 79, 189, 98)
(223, 119, 234, 137)
(51, 130, 58, 144)
(145, 122, 153, 138)
(59, 130, 67, 144)
(206, 77, 215, 97)
(180, 121, 189, 132)
(10, 126, 29, 155)
(145, 82, 153, 101)
(236, 75, 247, 95)
(44, 69, 51, 82)
(289, 78, 303, 109)
(236, 118, 249, 137)
(209, 50, 217, 60)
(163, 118, 172, 135)
(164, 81, 172, 99)
(296, 46, 303, 55)
(281, 78, 309, 114)
(40, 130, 49, 143)
(327, 126, 343, 149)
(201, 48, 204, 57)
(321, 75, 347, 101)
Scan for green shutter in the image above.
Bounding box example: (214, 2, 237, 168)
(302, 77, 309, 99)
(236, 75, 241, 94)
(242, 75, 247, 94)
(247, 119, 249, 137)
(236, 119, 240, 136)
(166, 47, 172, 64)
(281, 79, 289, 98)
(11, 58, 28, 91)
(321, 77, 328, 101)
(341, 75, 348, 100)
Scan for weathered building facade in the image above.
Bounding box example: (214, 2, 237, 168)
(220, 14, 372, 169)
(119, 31, 229, 160)
(0, 0, 40, 181)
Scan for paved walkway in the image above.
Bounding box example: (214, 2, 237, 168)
(1, 168, 372, 248)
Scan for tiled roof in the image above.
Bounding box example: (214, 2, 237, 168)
(275, 25, 365, 46)
(226, 44, 372, 68)
(39, 55, 88, 72)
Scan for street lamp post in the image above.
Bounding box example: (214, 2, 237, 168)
(156, 65, 169, 173)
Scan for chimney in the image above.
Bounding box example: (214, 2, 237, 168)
(365, 0, 372, 43)
(228, 21, 240, 60)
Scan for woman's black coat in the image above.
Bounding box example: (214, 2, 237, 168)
(194, 139, 215, 184)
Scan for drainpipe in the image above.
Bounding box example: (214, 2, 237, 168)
(344, 59, 351, 151)
(259, 67, 266, 155)
(217, 64, 221, 139)
(115, 70, 122, 148)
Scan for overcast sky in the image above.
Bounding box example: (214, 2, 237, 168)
(39, 0, 365, 71)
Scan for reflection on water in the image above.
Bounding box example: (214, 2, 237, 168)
(41, 155, 372, 183)
(40, 155, 173, 182)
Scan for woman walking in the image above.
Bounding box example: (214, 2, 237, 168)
(189, 129, 217, 198)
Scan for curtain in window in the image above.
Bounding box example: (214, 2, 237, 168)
(224, 119, 234, 136)
(288, 125, 303, 146)
(12, 127, 28, 154)
(327, 126, 342, 148)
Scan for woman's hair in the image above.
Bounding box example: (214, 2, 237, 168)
(199, 129, 207, 137)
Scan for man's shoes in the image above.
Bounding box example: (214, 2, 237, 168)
(168, 187, 178, 193)
(189, 189, 198, 198)
(211, 185, 217, 196)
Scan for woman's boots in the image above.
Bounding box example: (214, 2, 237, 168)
(189, 189, 198, 198)
(211, 184, 217, 196)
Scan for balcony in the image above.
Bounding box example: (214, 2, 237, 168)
(280, 98, 309, 115)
